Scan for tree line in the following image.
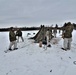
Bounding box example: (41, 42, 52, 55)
(0, 23, 76, 32)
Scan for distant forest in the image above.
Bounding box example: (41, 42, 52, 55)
(0, 27, 40, 32)
(0, 22, 76, 32)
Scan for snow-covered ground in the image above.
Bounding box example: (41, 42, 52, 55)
(0, 30, 76, 75)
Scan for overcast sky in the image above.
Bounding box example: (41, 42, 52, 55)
(0, 0, 76, 27)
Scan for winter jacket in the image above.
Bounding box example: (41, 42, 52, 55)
(16, 30, 22, 36)
(63, 24, 74, 38)
(46, 30, 52, 40)
(46, 31, 50, 36)
(9, 31, 16, 42)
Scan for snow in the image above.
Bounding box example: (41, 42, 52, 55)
(0, 30, 76, 75)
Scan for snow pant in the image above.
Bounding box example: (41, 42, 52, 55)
(17, 36, 24, 42)
(9, 41, 17, 49)
(63, 38, 72, 50)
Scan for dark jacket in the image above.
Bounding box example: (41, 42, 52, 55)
(63, 24, 74, 38)
(16, 29, 22, 36)
(42, 36, 47, 45)
(9, 30, 16, 42)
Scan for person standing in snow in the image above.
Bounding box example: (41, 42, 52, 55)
(46, 29, 51, 47)
(9, 27, 18, 50)
(16, 28, 24, 42)
(61, 22, 74, 50)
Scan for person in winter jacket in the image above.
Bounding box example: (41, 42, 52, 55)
(61, 22, 74, 50)
(16, 28, 24, 42)
(9, 27, 18, 50)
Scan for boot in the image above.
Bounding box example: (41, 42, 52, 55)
(13, 48, 18, 50)
(9, 48, 12, 51)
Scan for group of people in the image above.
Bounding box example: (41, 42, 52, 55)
(8, 27, 24, 50)
(39, 22, 74, 51)
(8, 22, 74, 51)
